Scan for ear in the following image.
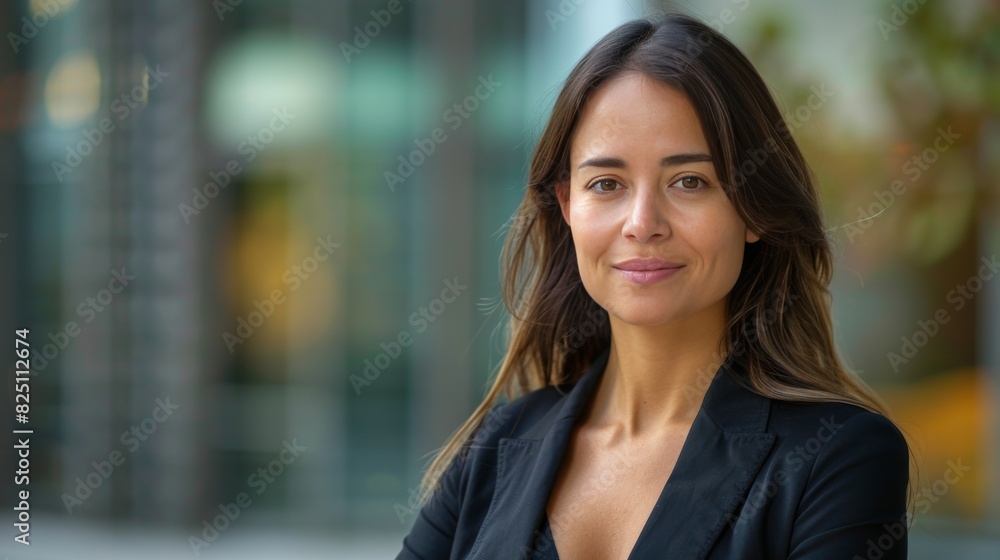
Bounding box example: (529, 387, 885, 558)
(745, 227, 761, 243)
(554, 181, 571, 226)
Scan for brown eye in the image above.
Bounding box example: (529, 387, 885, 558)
(675, 176, 705, 190)
(589, 178, 622, 193)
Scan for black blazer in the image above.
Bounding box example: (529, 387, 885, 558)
(396, 346, 910, 559)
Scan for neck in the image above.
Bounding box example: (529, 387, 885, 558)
(586, 303, 731, 439)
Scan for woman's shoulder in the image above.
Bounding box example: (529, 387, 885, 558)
(766, 398, 909, 465)
(769, 398, 904, 434)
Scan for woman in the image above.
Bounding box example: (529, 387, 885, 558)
(397, 12, 913, 560)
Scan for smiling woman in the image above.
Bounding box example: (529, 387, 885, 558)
(397, 12, 915, 560)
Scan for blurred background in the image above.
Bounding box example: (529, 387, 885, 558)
(0, 0, 997, 558)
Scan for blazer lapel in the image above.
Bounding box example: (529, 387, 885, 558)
(468, 347, 612, 559)
(627, 357, 776, 559)
(468, 347, 776, 560)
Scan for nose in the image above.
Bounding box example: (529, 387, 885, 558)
(621, 183, 670, 242)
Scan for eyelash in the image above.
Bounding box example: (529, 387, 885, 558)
(585, 174, 708, 194)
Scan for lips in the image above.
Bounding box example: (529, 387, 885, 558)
(612, 258, 684, 271)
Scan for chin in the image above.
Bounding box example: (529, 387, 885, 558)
(605, 302, 682, 328)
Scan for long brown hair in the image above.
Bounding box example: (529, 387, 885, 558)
(414, 12, 916, 515)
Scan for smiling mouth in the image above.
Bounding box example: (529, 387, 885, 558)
(613, 265, 684, 284)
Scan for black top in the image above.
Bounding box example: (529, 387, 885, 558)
(396, 345, 910, 559)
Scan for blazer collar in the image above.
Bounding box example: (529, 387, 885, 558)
(468, 345, 776, 559)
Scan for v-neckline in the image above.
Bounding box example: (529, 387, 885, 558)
(539, 375, 699, 560)
(542, 443, 691, 560)
(541, 512, 560, 559)
(466, 345, 777, 560)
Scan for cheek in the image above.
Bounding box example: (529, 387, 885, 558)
(566, 210, 609, 292)
(700, 220, 748, 277)
(569, 206, 615, 261)
(684, 205, 745, 260)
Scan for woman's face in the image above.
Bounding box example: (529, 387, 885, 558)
(555, 72, 759, 328)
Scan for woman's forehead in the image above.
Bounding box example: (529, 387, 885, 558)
(570, 74, 708, 164)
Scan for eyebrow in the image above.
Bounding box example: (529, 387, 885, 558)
(577, 153, 712, 170)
